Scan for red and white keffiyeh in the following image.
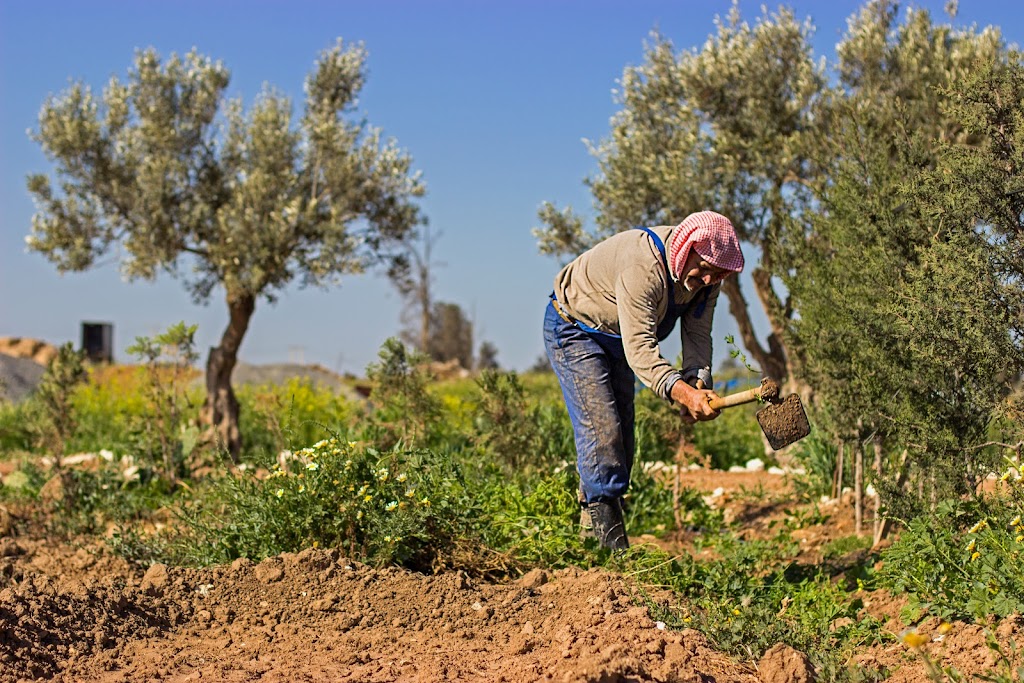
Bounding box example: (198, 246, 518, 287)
(667, 211, 745, 282)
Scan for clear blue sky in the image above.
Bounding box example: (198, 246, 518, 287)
(0, 1, 1017, 376)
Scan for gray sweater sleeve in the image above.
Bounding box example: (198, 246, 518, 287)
(679, 283, 720, 380)
(614, 263, 682, 400)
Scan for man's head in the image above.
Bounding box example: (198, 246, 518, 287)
(667, 211, 744, 290)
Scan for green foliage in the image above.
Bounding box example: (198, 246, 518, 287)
(151, 440, 480, 571)
(52, 467, 175, 537)
(483, 468, 594, 567)
(878, 462, 1024, 621)
(125, 322, 202, 481)
(692, 402, 766, 471)
(473, 370, 543, 470)
(237, 378, 358, 468)
(791, 430, 839, 498)
(25, 343, 87, 459)
(626, 535, 886, 681)
(363, 338, 442, 449)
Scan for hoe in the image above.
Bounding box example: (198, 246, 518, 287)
(706, 378, 810, 450)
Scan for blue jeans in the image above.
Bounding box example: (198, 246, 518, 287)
(543, 300, 635, 503)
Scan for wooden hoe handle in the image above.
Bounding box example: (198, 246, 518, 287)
(707, 387, 762, 411)
(706, 378, 780, 411)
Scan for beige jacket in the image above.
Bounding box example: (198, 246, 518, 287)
(552, 225, 719, 400)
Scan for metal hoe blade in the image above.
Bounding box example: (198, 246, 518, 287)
(755, 394, 811, 450)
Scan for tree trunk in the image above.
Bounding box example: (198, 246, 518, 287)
(719, 275, 788, 381)
(200, 292, 255, 461)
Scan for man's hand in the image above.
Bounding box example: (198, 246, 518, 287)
(670, 380, 721, 424)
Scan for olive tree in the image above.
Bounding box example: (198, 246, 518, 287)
(534, 6, 823, 383)
(26, 41, 425, 458)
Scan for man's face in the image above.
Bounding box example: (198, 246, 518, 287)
(681, 248, 731, 292)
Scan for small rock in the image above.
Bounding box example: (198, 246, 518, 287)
(311, 597, 337, 612)
(254, 560, 285, 584)
(0, 537, 24, 557)
(521, 621, 535, 635)
(758, 643, 815, 683)
(141, 563, 170, 595)
(230, 557, 253, 573)
(519, 568, 549, 589)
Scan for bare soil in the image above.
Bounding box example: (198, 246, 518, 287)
(1, 470, 1020, 682)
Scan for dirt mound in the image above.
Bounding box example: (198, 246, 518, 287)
(0, 337, 58, 366)
(1, 541, 759, 683)
(2, 472, 1020, 682)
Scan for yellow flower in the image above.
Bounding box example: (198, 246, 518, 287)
(385, 501, 398, 512)
(399, 501, 407, 510)
(971, 551, 981, 561)
(383, 535, 393, 543)
(421, 497, 431, 507)
(405, 488, 416, 498)
(357, 484, 369, 496)
(969, 519, 989, 534)
(902, 630, 929, 648)
(363, 494, 373, 502)
(348, 441, 357, 448)
(1016, 535, 1024, 544)
(356, 510, 363, 520)
(312, 541, 319, 548)
(937, 622, 952, 635)
(377, 468, 389, 482)
(275, 489, 284, 498)
(306, 461, 319, 471)
(732, 608, 741, 616)
(298, 485, 305, 493)
(397, 473, 407, 483)
(966, 539, 977, 553)
(1010, 515, 1021, 528)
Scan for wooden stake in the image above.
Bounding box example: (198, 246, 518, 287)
(854, 441, 863, 536)
(873, 434, 883, 541)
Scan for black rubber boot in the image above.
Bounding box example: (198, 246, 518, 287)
(586, 499, 629, 551)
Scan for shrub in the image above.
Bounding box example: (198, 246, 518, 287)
(153, 439, 482, 572)
(878, 458, 1024, 621)
(363, 338, 442, 449)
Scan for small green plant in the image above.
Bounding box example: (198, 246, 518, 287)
(125, 322, 201, 483)
(474, 369, 538, 469)
(364, 338, 441, 449)
(26, 343, 87, 461)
